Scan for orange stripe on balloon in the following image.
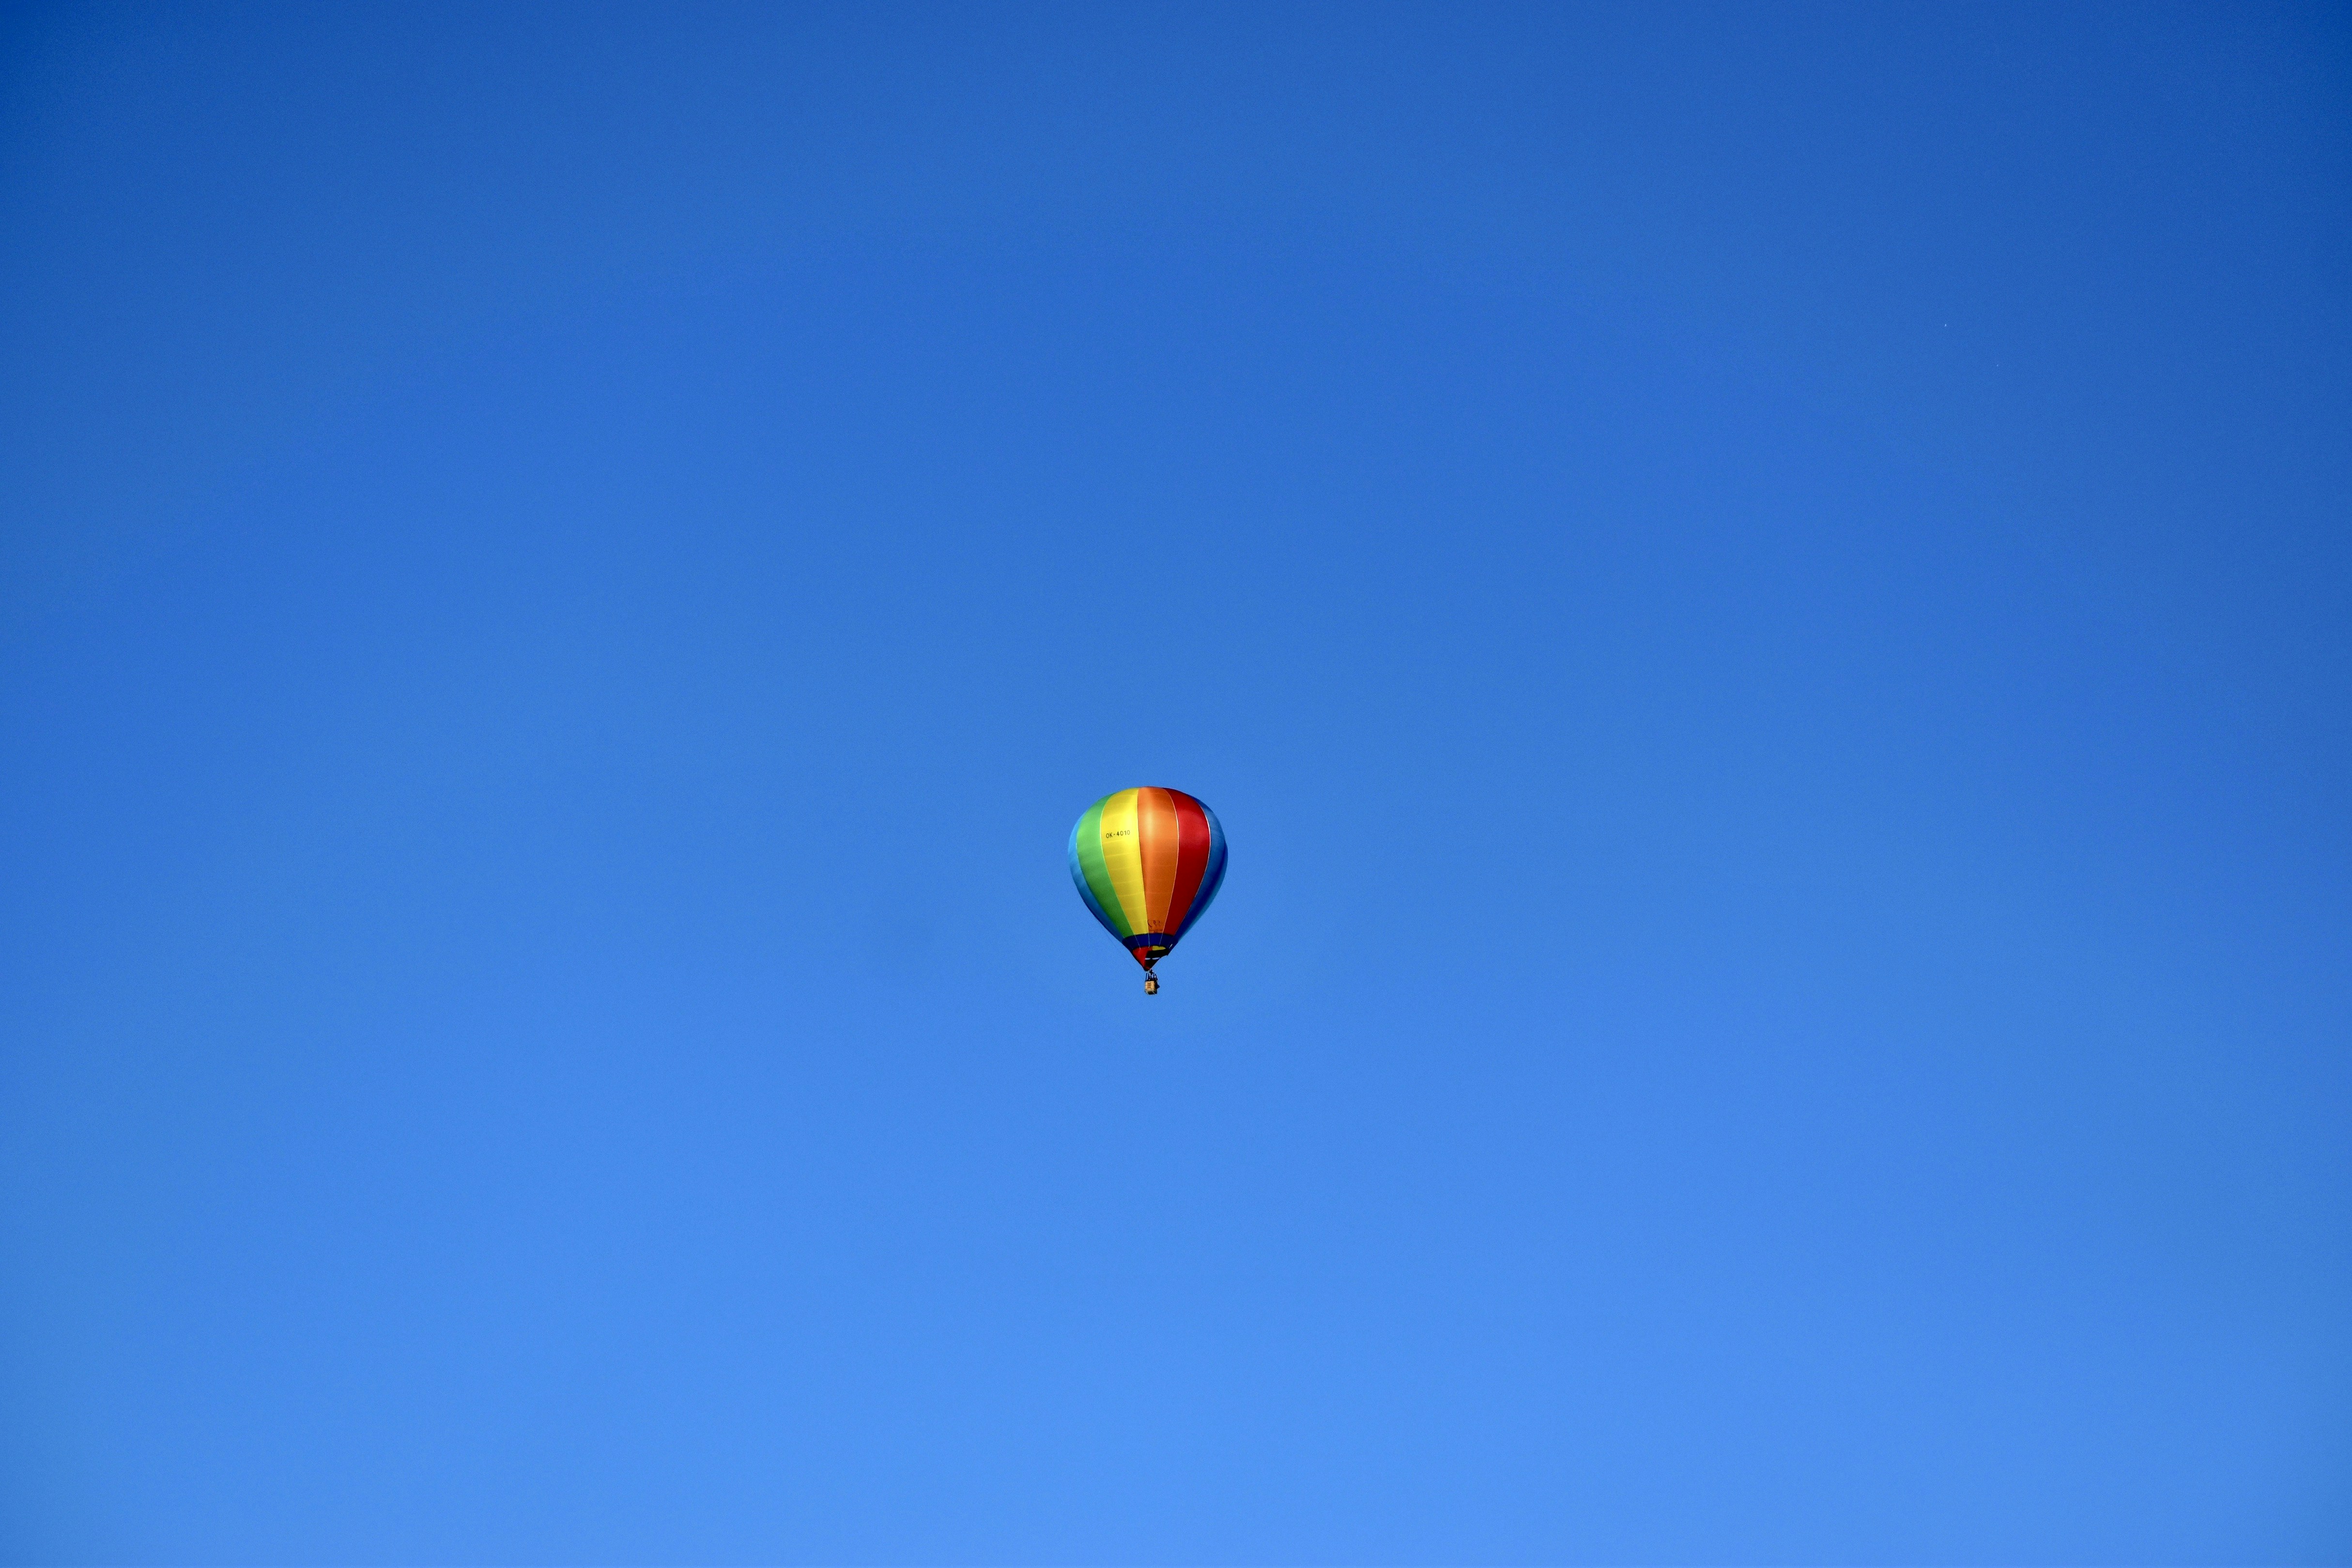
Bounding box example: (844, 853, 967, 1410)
(1137, 786, 1181, 935)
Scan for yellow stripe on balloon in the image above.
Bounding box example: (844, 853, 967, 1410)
(1098, 787, 1150, 935)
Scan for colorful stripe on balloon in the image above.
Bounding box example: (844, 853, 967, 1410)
(1066, 787, 1226, 967)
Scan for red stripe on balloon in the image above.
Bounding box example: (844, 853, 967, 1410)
(1165, 791, 1213, 934)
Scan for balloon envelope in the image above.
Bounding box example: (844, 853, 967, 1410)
(1067, 787, 1227, 970)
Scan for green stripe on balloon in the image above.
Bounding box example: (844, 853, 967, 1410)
(1073, 799, 1129, 937)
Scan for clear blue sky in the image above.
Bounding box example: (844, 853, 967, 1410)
(3, 4, 2347, 1562)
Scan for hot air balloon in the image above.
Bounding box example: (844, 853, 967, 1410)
(1068, 787, 1227, 994)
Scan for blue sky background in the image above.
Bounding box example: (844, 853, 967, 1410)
(3, 3, 2348, 1562)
